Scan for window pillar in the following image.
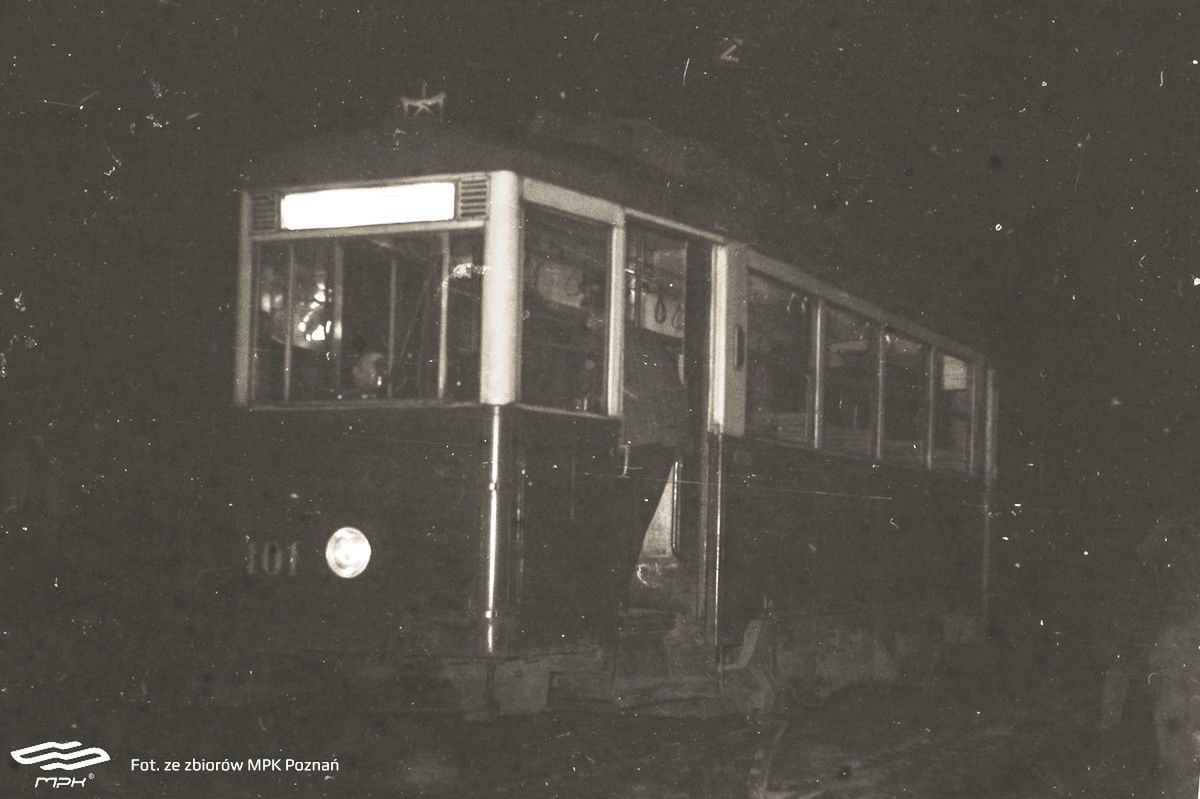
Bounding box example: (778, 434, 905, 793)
(925, 347, 937, 469)
(812, 298, 826, 448)
(710, 244, 740, 434)
(234, 192, 254, 406)
(985, 368, 999, 484)
(607, 222, 626, 416)
(873, 326, 886, 462)
(481, 171, 521, 405)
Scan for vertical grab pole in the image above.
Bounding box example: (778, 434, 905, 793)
(483, 405, 508, 656)
(386, 259, 397, 399)
(438, 231, 451, 400)
(282, 244, 295, 402)
(332, 242, 345, 396)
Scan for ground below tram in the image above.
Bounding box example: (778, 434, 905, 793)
(1, 659, 1162, 798)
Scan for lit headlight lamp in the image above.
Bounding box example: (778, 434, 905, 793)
(326, 527, 372, 578)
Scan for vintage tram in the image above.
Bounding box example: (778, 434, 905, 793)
(220, 118, 997, 717)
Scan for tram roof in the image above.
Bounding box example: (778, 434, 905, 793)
(249, 116, 989, 355)
(250, 116, 777, 243)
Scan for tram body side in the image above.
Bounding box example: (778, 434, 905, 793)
(716, 437, 988, 699)
(210, 371, 989, 714)
(210, 139, 995, 714)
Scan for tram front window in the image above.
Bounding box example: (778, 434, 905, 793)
(250, 232, 482, 403)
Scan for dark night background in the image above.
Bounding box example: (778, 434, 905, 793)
(3, 0, 1200, 790)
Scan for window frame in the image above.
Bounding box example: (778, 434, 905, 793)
(516, 179, 725, 420)
(742, 269, 818, 446)
(236, 176, 993, 481)
(247, 232, 483, 407)
(929, 348, 977, 474)
(879, 328, 932, 467)
(820, 303, 880, 459)
(517, 180, 624, 418)
(519, 203, 615, 415)
(728, 248, 988, 479)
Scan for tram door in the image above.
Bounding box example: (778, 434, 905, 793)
(621, 224, 710, 568)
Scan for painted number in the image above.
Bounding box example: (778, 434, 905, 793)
(246, 540, 299, 576)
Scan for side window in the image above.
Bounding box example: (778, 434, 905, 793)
(521, 207, 610, 412)
(882, 332, 929, 464)
(622, 225, 694, 448)
(822, 307, 876, 456)
(933, 353, 973, 471)
(627, 228, 687, 341)
(745, 273, 815, 444)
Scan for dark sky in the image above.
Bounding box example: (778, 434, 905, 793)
(3, 1, 1199, 536)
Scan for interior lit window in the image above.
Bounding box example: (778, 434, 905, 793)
(520, 207, 610, 412)
(288, 241, 337, 401)
(626, 228, 687, 341)
(250, 232, 482, 403)
(883, 332, 929, 465)
(746, 273, 815, 444)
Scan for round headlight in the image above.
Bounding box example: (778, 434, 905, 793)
(326, 527, 371, 578)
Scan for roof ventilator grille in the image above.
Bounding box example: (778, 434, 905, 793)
(251, 192, 279, 233)
(456, 177, 488, 219)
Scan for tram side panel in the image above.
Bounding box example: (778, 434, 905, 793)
(510, 408, 631, 648)
(718, 437, 987, 698)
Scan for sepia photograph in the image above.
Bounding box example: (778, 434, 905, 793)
(2, 2, 1198, 796)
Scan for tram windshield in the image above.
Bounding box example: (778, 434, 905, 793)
(251, 232, 483, 403)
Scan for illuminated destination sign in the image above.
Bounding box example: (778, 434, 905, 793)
(279, 182, 457, 230)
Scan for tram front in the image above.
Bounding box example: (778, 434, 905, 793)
(216, 166, 563, 716)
